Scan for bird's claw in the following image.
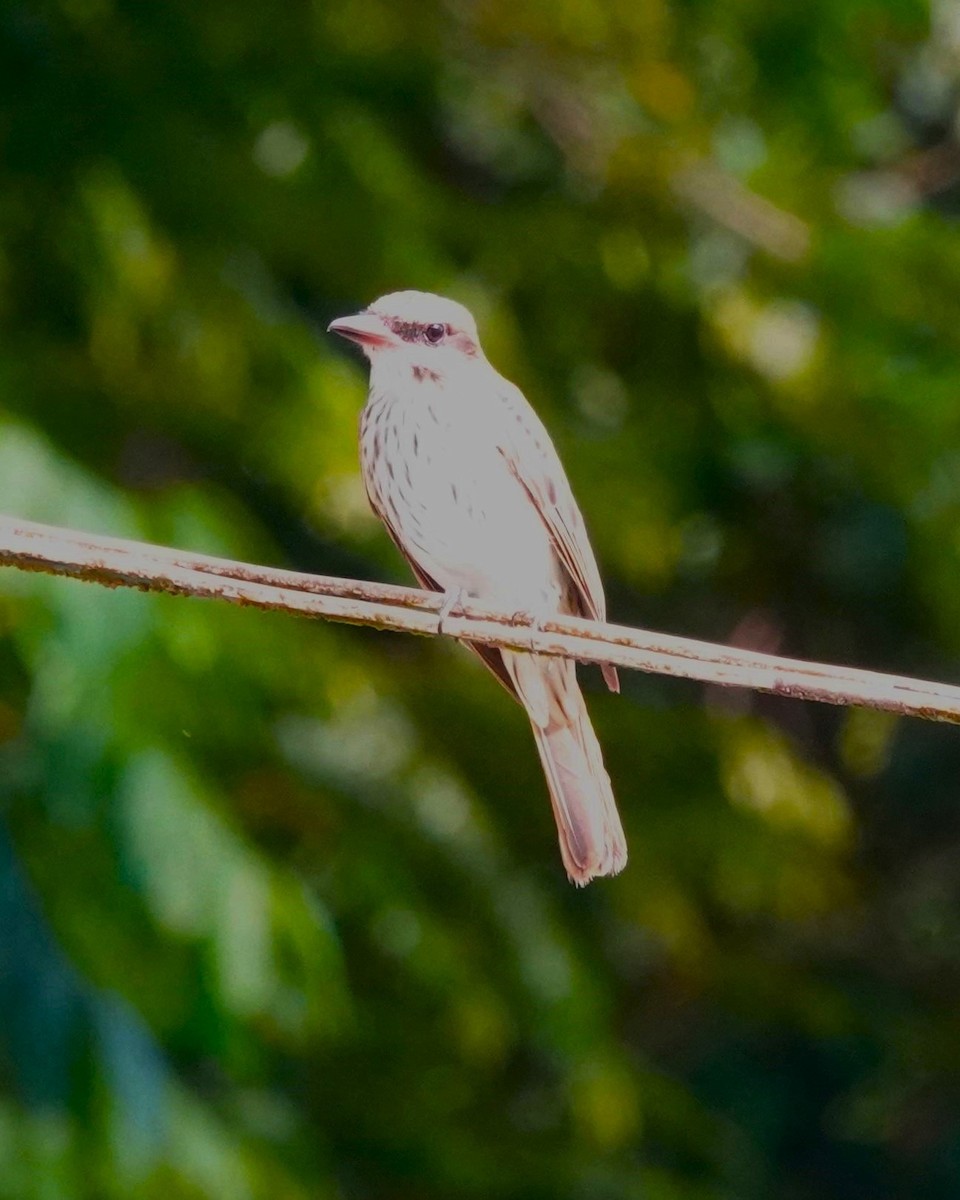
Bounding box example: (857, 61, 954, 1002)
(510, 608, 543, 653)
(437, 588, 467, 637)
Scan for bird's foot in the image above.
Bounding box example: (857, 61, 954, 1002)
(437, 587, 468, 637)
(509, 608, 545, 653)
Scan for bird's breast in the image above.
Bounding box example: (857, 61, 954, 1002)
(362, 383, 562, 607)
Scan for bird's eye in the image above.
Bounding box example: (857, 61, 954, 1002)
(424, 323, 446, 345)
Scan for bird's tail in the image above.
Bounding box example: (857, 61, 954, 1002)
(503, 651, 627, 885)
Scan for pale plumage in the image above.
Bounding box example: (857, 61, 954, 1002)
(329, 290, 626, 884)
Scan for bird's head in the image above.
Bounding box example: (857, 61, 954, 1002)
(328, 291, 483, 379)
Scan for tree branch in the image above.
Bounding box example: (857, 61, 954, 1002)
(2, 513, 959, 724)
(672, 159, 812, 263)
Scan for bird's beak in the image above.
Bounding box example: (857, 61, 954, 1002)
(327, 310, 398, 349)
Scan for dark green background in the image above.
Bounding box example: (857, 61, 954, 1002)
(3, 0, 960, 1196)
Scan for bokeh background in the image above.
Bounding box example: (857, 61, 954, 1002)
(3, 0, 960, 1196)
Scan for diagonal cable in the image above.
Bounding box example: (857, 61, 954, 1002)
(2, 513, 959, 723)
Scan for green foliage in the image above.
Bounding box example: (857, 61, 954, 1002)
(2, 0, 960, 1195)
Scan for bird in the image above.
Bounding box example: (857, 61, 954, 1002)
(328, 290, 626, 884)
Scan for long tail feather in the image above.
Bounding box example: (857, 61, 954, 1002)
(503, 651, 627, 885)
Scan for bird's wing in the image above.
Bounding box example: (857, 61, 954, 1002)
(495, 377, 619, 693)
